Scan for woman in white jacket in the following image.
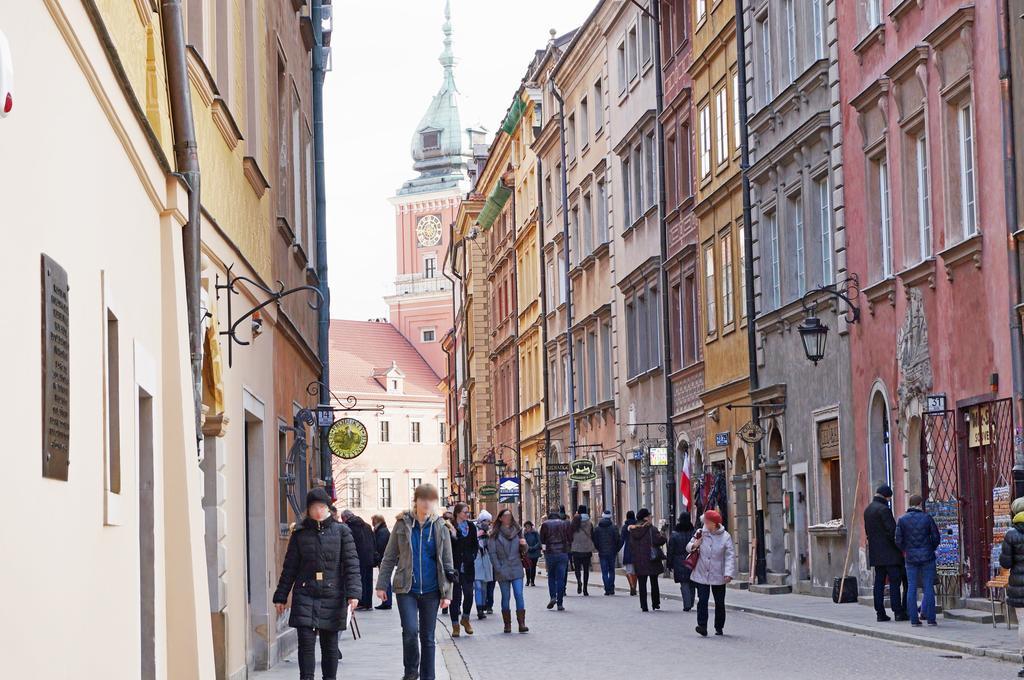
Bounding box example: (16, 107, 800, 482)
(687, 509, 736, 637)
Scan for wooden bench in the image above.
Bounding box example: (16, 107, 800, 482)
(987, 569, 1011, 629)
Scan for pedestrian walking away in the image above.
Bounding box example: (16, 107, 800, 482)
(341, 509, 376, 611)
(895, 494, 941, 627)
(593, 510, 623, 596)
(272, 488, 362, 680)
(376, 483, 454, 680)
(445, 502, 478, 638)
(570, 505, 596, 596)
(620, 510, 638, 596)
(371, 514, 393, 610)
(689, 509, 736, 636)
(540, 510, 572, 611)
(523, 520, 542, 586)
(667, 512, 696, 611)
(864, 484, 908, 622)
(488, 509, 530, 633)
(473, 510, 495, 619)
(1000, 496, 1024, 677)
(627, 508, 666, 612)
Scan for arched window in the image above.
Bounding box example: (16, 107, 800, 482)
(869, 389, 893, 490)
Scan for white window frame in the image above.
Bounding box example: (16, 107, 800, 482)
(699, 104, 711, 179)
(721, 230, 734, 326)
(760, 13, 773, 105)
(958, 103, 977, 239)
(411, 420, 422, 443)
(916, 134, 932, 260)
(793, 194, 805, 294)
(379, 476, 393, 508)
(697, 0, 707, 22)
(812, 0, 825, 60)
(379, 420, 390, 443)
(784, 0, 797, 83)
(818, 177, 833, 285)
(768, 212, 781, 308)
(704, 244, 717, 335)
(738, 223, 748, 316)
(594, 79, 604, 133)
(880, 157, 893, 278)
(421, 327, 436, 343)
(348, 475, 363, 509)
(617, 42, 627, 95)
(715, 88, 728, 166)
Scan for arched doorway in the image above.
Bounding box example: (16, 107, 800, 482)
(732, 448, 751, 576)
(869, 388, 893, 492)
(765, 427, 787, 574)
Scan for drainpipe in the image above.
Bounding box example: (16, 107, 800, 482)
(311, 0, 334, 495)
(735, 0, 767, 584)
(508, 172, 523, 518)
(449, 227, 474, 509)
(160, 0, 202, 447)
(536, 152, 553, 516)
(551, 83, 577, 469)
(442, 223, 462, 500)
(998, 0, 1024, 496)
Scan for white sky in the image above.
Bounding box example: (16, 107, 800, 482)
(323, 0, 596, 320)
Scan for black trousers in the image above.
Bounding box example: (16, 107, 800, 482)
(296, 627, 339, 680)
(359, 565, 374, 608)
(526, 561, 538, 585)
(448, 577, 474, 622)
(695, 582, 726, 631)
(873, 564, 907, 617)
(637, 573, 660, 610)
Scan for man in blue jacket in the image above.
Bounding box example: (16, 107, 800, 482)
(895, 494, 941, 626)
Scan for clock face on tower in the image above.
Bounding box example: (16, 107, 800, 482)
(416, 214, 443, 247)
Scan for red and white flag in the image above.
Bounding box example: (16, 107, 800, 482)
(680, 452, 692, 511)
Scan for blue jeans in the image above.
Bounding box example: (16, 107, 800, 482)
(546, 553, 569, 605)
(396, 591, 441, 680)
(474, 579, 488, 608)
(599, 554, 617, 594)
(906, 559, 936, 624)
(499, 578, 526, 611)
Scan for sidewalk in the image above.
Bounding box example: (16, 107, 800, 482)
(538, 565, 1022, 664)
(251, 607, 468, 680)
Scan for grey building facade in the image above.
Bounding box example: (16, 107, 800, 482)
(743, 0, 856, 595)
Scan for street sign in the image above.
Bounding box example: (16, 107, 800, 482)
(737, 421, 765, 445)
(498, 477, 520, 503)
(316, 407, 335, 428)
(327, 418, 368, 459)
(648, 446, 669, 466)
(714, 432, 730, 447)
(478, 484, 498, 498)
(547, 463, 571, 473)
(569, 459, 597, 482)
(631, 449, 644, 460)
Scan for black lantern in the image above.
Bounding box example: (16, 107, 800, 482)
(798, 314, 829, 365)
(532, 465, 542, 478)
(494, 459, 507, 476)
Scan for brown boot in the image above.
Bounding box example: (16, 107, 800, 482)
(451, 621, 460, 638)
(502, 610, 512, 634)
(460, 616, 473, 635)
(516, 609, 529, 633)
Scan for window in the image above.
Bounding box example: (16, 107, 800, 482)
(792, 195, 805, 294)
(684, 274, 699, 363)
(622, 156, 632, 224)
(571, 206, 580, 266)
(916, 135, 931, 260)
(759, 14, 772, 105)
(560, 353, 569, 414)
(879, 157, 893, 278)
(379, 477, 392, 508)
(721, 231, 734, 325)
(715, 88, 728, 166)
(276, 58, 291, 222)
(767, 212, 781, 308)
(732, 74, 740, 152)
(424, 255, 437, 279)
(409, 477, 423, 505)
(411, 421, 421, 443)
(278, 427, 289, 526)
(699, 104, 711, 178)
(627, 25, 639, 81)
(617, 42, 627, 94)
(812, 0, 825, 60)
(640, 8, 653, 66)
(600, 321, 613, 400)
(704, 244, 717, 334)
(380, 420, 390, 442)
(583, 192, 594, 257)
(784, 0, 797, 83)
(637, 291, 649, 373)
(422, 130, 440, 150)
(817, 177, 833, 284)
(580, 97, 590, 147)
(567, 113, 576, 160)
(575, 337, 586, 406)
(738, 224, 747, 316)
(666, 133, 678, 207)
(958, 104, 977, 238)
(291, 93, 302, 235)
(867, 0, 882, 28)
(643, 132, 656, 209)
(544, 173, 553, 221)
(421, 328, 436, 342)
(626, 300, 638, 377)
(439, 475, 448, 503)
(593, 80, 604, 132)
(697, 0, 706, 22)
(648, 286, 661, 371)
(597, 179, 609, 244)
(348, 477, 362, 509)
(439, 422, 446, 443)
(825, 457, 842, 521)
(105, 309, 121, 495)
(557, 249, 567, 304)
(632, 143, 644, 219)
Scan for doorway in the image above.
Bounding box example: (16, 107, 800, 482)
(243, 401, 270, 669)
(793, 471, 810, 582)
(138, 388, 155, 680)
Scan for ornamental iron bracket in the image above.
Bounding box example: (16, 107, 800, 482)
(216, 263, 324, 367)
(800, 274, 862, 323)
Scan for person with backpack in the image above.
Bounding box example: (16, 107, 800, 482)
(688, 510, 736, 636)
(627, 508, 666, 612)
(667, 512, 696, 611)
(593, 510, 623, 595)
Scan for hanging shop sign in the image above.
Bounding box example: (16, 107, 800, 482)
(498, 477, 520, 503)
(737, 421, 765, 445)
(547, 462, 571, 473)
(648, 446, 669, 466)
(327, 417, 368, 459)
(714, 432, 731, 448)
(569, 459, 598, 483)
(478, 484, 498, 498)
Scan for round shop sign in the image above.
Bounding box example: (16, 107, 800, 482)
(737, 420, 765, 445)
(568, 459, 597, 483)
(327, 418, 368, 459)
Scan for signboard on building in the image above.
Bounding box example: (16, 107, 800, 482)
(316, 407, 335, 427)
(737, 421, 764, 445)
(498, 477, 520, 503)
(547, 463, 571, 473)
(631, 449, 644, 460)
(41, 254, 70, 480)
(925, 394, 946, 413)
(649, 446, 669, 466)
(817, 419, 840, 459)
(714, 432, 730, 448)
(327, 418, 368, 459)
(478, 484, 498, 498)
(568, 459, 597, 482)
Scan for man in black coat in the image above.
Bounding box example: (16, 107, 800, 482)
(342, 510, 377, 611)
(863, 485, 908, 621)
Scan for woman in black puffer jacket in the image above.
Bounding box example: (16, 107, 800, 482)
(274, 488, 363, 680)
(999, 497, 1024, 678)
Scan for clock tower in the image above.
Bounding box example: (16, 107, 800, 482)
(386, 0, 482, 376)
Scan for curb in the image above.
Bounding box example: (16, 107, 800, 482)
(436, 617, 474, 680)
(537, 572, 1019, 665)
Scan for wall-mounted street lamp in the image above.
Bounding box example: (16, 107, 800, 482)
(797, 276, 861, 366)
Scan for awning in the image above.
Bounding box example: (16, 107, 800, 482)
(500, 96, 526, 135)
(477, 182, 512, 231)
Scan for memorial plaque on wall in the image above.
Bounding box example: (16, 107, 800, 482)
(41, 254, 70, 479)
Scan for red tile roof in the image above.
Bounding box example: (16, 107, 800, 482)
(329, 319, 441, 397)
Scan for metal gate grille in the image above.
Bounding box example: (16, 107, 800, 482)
(921, 410, 961, 602)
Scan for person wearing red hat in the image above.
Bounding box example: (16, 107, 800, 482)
(687, 509, 736, 636)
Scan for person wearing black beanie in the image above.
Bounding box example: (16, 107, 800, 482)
(864, 484, 908, 622)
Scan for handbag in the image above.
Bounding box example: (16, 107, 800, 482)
(682, 529, 702, 571)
